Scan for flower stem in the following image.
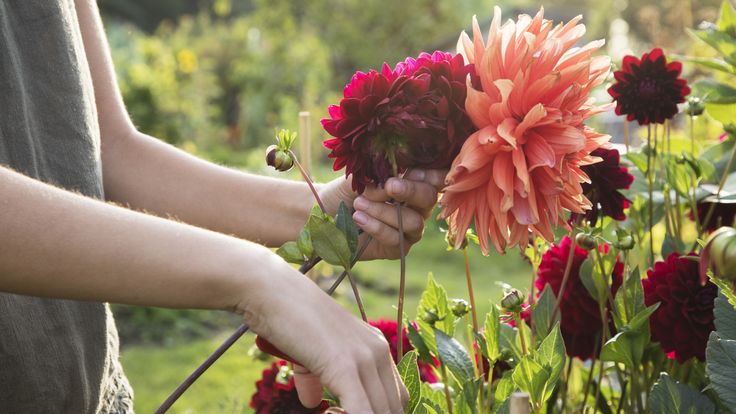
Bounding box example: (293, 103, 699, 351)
(624, 120, 630, 154)
(550, 232, 577, 331)
(155, 239, 373, 413)
(697, 138, 736, 243)
(514, 312, 528, 356)
(646, 125, 655, 264)
(289, 150, 327, 214)
(396, 201, 407, 359)
(346, 269, 367, 322)
(440, 360, 455, 414)
(462, 247, 484, 382)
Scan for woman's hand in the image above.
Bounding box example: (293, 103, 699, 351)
(241, 254, 409, 413)
(319, 169, 448, 260)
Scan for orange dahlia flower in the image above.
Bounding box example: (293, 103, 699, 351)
(440, 7, 612, 254)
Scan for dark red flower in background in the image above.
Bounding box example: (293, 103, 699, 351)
(250, 361, 329, 413)
(692, 201, 736, 232)
(369, 319, 438, 383)
(323, 51, 478, 193)
(643, 253, 717, 362)
(608, 48, 690, 125)
(534, 236, 623, 360)
(573, 147, 634, 225)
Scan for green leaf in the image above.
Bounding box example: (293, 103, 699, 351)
(600, 331, 636, 366)
(434, 328, 474, 383)
(532, 284, 559, 341)
(661, 233, 686, 259)
(484, 305, 501, 362)
(296, 229, 313, 258)
(679, 55, 736, 74)
(454, 378, 481, 414)
(420, 383, 448, 413)
(276, 241, 304, 264)
(626, 152, 649, 175)
(397, 351, 422, 414)
(493, 372, 515, 414)
(715, 292, 736, 340)
(601, 304, 656, 366)
(499, 323, 523, 364)
(335, 201, 359, 260)
(717, 0, 736, 34)
(648, 372, 715, 414)
(613, 268, 645, 329)
(306, 214, 351, 268)
(534, 323, 565, 401)
(706, 332, 736, 406)
(416, 274, 454, 352)
(701, 138, 736, 179)
(665, 158, 694, 198)
(511, 356, 549, 407)
(693, 79, 736, 104)
(690, 27, 736, 67)
(579, 257, 606, 305)
(705, 102, 736, 128)
(407, 322, 434, 364)
(627, 303, 660, 332)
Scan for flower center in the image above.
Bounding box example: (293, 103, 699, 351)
(637, 79, 659, 100)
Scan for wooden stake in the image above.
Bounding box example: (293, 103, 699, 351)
(299, 111, 312, 176)
(510, 392, 531, 414)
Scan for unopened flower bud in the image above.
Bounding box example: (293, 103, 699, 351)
(686, 97, 705, 116)
(445, 228, 468, 250)
(451, 299, 470, 317)
(500, 289, 524, 313)
(422, 309, 441, 325)
(575, 232, 597, 251)
(275, 364, 292, 385)
(614, 229, 635, 250)
(266, 144, 294, 172)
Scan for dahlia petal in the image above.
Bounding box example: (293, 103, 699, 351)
(526, 134, 556, 170)
(465, 78, 492, 128)
(493, 152, 515, 212)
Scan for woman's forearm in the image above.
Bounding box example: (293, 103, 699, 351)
(101, 131, 321, 246)
(0, 165, 286, 312)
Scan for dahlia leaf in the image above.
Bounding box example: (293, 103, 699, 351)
(454, 378, 482, 414)
(691, 29, 736, 67)
(714, 293, 736, 340)
(499, 323, 524, 364)
(704, 102, 736, 128)
(661, 234, 685, 262)
(627, 303, 659, 332)
(434, 328, 474, 383)
(417, 274, 455, 341)
(335, 201, 359, 259)
(407, 323, 434, 364)
(484, 305, 501, 362)
(493, 372, 515, 414)
(648, 372, 715, 414)
(534, 323, 565, 401)
(600, 331, 636, 367)
(306, 214, 351, 268)
(717, 0, 736, 33)
(692, 79, 736, 105)
(613, 267, 645, 328)
(705, 332, 736, 406)
(397, 351, 422, 414)
(296, 229, 314, 258)
(665, 158, 695, 198)
(511, 356, 549, 408)
(276, 241, 304, 264)
(679, 55, 736, 75)
(626, 152, 649, 175)
(579, 257, 607, 305)
(420, 382, 448, 413)
(532, 283, 559, 341)
(701, 139, 736, 179)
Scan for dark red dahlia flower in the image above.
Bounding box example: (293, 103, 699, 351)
(369, 319, 438, 383)
(249, 361, 329, 413)
(608, 48, 690, 125)
(535, 236, 623, 360)
(691, 201, 736, 232)
(323, 51, 478, 193)
(572, 147, 634, 225)
(643, 253, 717, 363)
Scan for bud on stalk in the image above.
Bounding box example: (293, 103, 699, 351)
(700, 226, 736, 285)
(500, 288, 524, 313)
(266, 145, 294, 172)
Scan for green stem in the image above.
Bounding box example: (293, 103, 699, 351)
(550, 232, 577, 331)
(462, 247, 484, 384)
(346, 269, 367, 322)
(440, 359, 455, 414)
(289, 150, 327, 214)
(396, 202, 407, 359)
(514, 313, 528, 356)
(647, 125, 655, 264)
(697, 138, 736, 243)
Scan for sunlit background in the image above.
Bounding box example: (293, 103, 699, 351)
(97, 0, 729, 412)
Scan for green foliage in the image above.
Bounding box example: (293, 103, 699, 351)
(706, 290, 736, 407)
(398, 351, 422, 414)
(532, 284, 559, 340)
(434, 328, 475, 383)
(649, 373, 715, 414)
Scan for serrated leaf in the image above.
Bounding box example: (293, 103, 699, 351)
(306, 214, 351, 268)
(335, 201, 359, 259)
(421, 383, 448, 413)
(715, 292, 736, 340)
(532, 284, 559, 340)
(648, 372, 715, 414)
(484, 305, 501, 362)
(706, 332, 736, 406)
(398, 351, 422, 414)
(407, 323, 433, 364)
(416, 274, 454, 352)
(493, 372, 515, 414)
(296, 229, 313, 258)
(511, 356, 549, 407)
(434, 328, 474, 383)
(276, 241, 304, 264)
(499, 323, 523, 364)
(627, 303, 660, 332)
(534, 324, 565, 401)
(454, 378, 481, 414)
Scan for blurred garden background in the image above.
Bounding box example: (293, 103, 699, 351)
(98, 0, 728, 412)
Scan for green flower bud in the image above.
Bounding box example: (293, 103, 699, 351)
(275, 364, 292, 386)
(451, 298, 470, 317)
(421, 309, 441, 325)
(704, 227, 736, 282)
(266, 144, 294, 172)
(575, 232, 597, 251)
(445, 230, 468, 250)
(500, 289, 524, 313)
(614, 229, 635, 250)
(686, 97, 705, 116)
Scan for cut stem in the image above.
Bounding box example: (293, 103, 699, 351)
(514, 312, 528, 356)
(550, 232, 577, 331)
(396, 202, 407, 359)
(346, 269, 367, 322)
(289, 150, 327, 214)
(646, 125, 654, 264)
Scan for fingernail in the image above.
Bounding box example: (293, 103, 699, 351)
(389, 179, 406, 195)
(354, 196, 369, 211)
(353, 211, 368, 225)
(407, 169, 426, 181)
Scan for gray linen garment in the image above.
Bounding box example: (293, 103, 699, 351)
(0, 1, 133, 412)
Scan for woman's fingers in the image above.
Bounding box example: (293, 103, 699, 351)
(353, 197, 424, 243)
(363, 178, 438, 217)
(293, 364, 325, 409)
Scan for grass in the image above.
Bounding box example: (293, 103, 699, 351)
(121, 223, 530, 413)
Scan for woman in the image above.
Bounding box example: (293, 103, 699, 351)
(0, 1, 444, 412)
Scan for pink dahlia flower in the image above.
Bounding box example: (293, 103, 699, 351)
(440, 7, 612, 254)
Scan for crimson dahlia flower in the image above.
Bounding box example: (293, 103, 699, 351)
(535, 236, 623, 360)
(643, 253, 716, 362)
(572, 147, 634, 225)
(323, 51, 477, 193)
(608, 48, 690, 125)
(369, 319, 438, 383)
(249, 361, 329, 413)
(440, 7, 612, 254)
